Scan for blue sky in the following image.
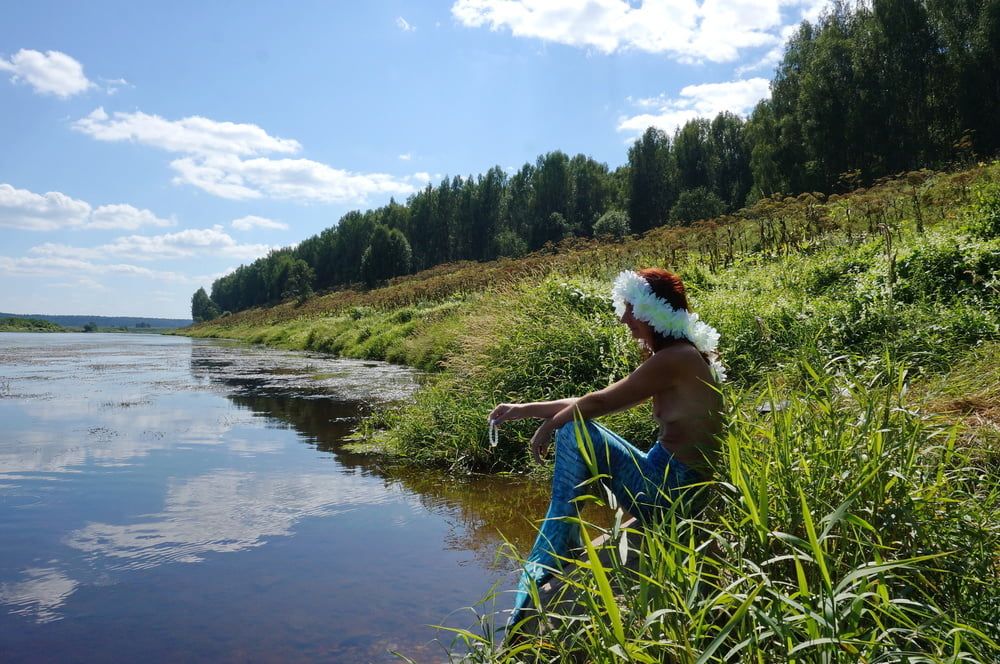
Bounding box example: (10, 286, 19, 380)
(0, 0, 827, 318)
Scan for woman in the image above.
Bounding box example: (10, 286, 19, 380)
(488, 268, 725, 629)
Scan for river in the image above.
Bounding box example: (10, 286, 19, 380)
(0, 333, 551, 662)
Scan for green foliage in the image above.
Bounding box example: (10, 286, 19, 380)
(627, 127, 676, 234)
(185, 163, 1000, 660)
(670, 186, 725, 225)
(967, 180, 1000, 239)
(82, 322, 97, 333)
(198, 2, 1000, 318)
(592, 209, 631, 239)
(0, 317, 64, 332)
(369, 278, 653, 472)
(462, 369, 999, 661)
(360, 225, 412, 286)
(285, 258, 314, 303)
(757, 1, 1000, 190)
(492, 229, 528, 258)
(895, 236, 1000, 304)
(190, 287, 221, 323)
(191, 163, 1000, 468)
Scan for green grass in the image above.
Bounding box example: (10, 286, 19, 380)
(444, 367, 999, 661)
(188, 296, 469, 373)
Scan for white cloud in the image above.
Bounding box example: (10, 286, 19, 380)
(102, 227, 271, 260)
(0, 184, 173, 231)
(799, 0, 830, 23)
(617, 77, 771, 136)
(169, 154, 416, 203)
(231, 215, 289, 231)
(29, 225, 272, 262)
(412, 172, 432, 184)
(74, 108, 418, 205)
(0, 254, 194, 282)
(735, 22, 800, 75)
(60, 276, 107, 290)
(450, 0, 829, 63)
(0, 184, 90, 230)
(396, 16, 417, 31)
(398, 152, 413, 161)
(73, 107, 302, 157)
(100, 76, 131, 95)
(0, 49, 92, 97)
(88, 204, 174, 230)
(65, 470, 391, 570)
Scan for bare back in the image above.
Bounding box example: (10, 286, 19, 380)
(647, 341, 723, 472)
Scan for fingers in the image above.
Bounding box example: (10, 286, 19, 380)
(531, 440, 543, 464)
(488, 403, 514, 424)
(530, 433, 549, 464)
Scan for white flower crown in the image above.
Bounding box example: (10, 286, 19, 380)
(611, 270, 727, 382)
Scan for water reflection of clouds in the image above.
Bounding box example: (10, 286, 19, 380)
(66, 470, 390, 570)
(0, 406, 245, 475)
(227, 436, 284, 455)
(1, 336, 431, 633)
(0, 567, 77, 624)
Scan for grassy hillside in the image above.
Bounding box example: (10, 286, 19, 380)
(188, 163, 999, 660)
(189, 163, 999, 469)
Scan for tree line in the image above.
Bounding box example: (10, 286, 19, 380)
(196, 0, 1000, 320)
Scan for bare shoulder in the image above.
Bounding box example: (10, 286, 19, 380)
(646, 343, 705, 366)
(641, 342, 705, 371)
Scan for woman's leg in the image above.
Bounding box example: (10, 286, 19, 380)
(587, 421, 703, 522)
(509, 420, 676, 627)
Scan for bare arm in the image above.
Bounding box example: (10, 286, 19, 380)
(528, 350, 680, 462)
(489, 398, 579, 424)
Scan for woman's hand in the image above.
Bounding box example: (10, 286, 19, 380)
(530, 420, 556, 464)
(488, 403, 521, 425)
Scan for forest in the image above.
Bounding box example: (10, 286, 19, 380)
(193, 0, 1000, 319)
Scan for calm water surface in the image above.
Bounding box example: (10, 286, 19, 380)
(0, 333, 550, 663)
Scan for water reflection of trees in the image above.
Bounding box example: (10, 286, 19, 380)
(186, 342, 606, 567)
(224, 390, 553, 566)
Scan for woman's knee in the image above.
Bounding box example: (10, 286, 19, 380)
(556, 419, 595, 438)
(555, 420, 605, 451)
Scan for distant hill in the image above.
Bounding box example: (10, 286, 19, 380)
(0, 313, 192, 329)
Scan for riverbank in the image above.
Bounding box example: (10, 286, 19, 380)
(0, 317, 66, 332)
(185, 163, 999, 660)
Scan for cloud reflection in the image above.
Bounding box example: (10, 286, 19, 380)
(0, 406, 246, 475)
(66, 470, 390, 570)
(0, 567, 78, 623)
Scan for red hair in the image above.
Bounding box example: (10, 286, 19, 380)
(635, 268, 692, 354)
(637, 267, 689, 311)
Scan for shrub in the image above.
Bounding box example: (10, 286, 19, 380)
(493, 229, 529, 258)
(592, 209, 631, 240)
(966, 180, 1000, 239)
(895, 238, 1000, 303)
(670, 187, 725, 225)
(371, 277, 646, 471)
(360, 225, 412, 286)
